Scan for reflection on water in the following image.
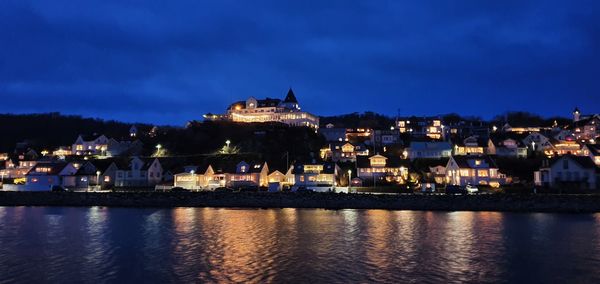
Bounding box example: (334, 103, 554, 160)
(1, 207, 600, 283)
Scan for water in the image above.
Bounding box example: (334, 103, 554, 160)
(0, 207, 599, 283)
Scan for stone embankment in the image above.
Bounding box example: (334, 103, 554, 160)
(1, 191, 600, 213)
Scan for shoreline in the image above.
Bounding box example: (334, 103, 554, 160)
(1, 191, 600, 213)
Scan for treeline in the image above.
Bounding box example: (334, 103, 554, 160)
(0, 113, 150, 152)
(320, 111, 570, 129)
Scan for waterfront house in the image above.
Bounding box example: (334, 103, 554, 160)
(445, 155, 505, 187)
(114, 157, 163, 187)
(25, 162, 78, 191)
(534, 155, 598, 189)
(356, 154, 410, 185)
(62, 161, 99, 190)
(292, 162, 339, 190)
(173, 164, 216, 190)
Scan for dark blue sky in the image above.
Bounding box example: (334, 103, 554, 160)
(1, 1, 598, 125)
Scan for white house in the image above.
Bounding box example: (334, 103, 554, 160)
(445, 155, 505, 187)
(114, 157, 163, 187)
(487, 137, 528, 158)
(522, 132, 554, 153)
(534, 155, 598, 189)
(25, 162, 78, 191)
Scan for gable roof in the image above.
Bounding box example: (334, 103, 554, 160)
(450, 155, 498, 169)
(27, 162, 69, 176)
(284, 88, 298, 103)
(585, 144, 600, 156)
(548, 155, 597, 170)
(356, 155, 410, 168)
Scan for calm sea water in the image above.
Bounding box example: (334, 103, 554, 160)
(1, 207, 599, 283)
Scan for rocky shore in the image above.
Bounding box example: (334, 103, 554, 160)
(1, 191, 600, 213)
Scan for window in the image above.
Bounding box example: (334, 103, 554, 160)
(478, 170, 488, 177)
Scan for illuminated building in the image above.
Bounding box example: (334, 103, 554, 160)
(322, 141, 370, 162)
(567, 107, 600, 140)
(453, 136, 487, 156)
(545, 136, 581, 156)
(174, 161, 270, 190)
(205, 88, 319, 128)
(396, 117, 444, 140)
(487, 135, 528, 158)
(356, 155, 410, 184)
(291, 162, 339, 189)
(72, 134, 143, 157)
(445, 155, 506, 187)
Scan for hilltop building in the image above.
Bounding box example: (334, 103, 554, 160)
(204, 88, 319, 128)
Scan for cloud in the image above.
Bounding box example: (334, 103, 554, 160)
(0, 0, 599, 124)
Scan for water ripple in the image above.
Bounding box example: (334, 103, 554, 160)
(1, 207, 600, 283)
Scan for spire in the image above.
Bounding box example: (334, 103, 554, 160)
(284, 88, 298, 103)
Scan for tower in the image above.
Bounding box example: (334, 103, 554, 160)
(573, 107, 581, 122)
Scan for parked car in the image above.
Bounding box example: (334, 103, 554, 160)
(170, 187, 190, 192)
(214, 187, 234, 193)
(51, 185, 68, 192)
(445, 185, 467, 195)
(295, 186, 314, 193)
(466, 184, 479, 194)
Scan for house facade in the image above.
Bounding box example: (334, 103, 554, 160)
(534, 155, 598, 189)
(114, 157, 163, 187)
(356, 155, 410, 185)
(397, 117, 444, 140)
(445, 155, 505, 187)
(487, 138, 528, 158)
(292, 162, 339, 189)
(25, 162, 78, 191)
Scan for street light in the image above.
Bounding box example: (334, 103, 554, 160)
(226, 140, 231, 147)
(96, 171, 101, 191)
(156, 144, 162, 157)
(191, 170, 196, 191)
(347, 169, 352, 191)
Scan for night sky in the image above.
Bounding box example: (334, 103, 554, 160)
(1, 1, 599, 125)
